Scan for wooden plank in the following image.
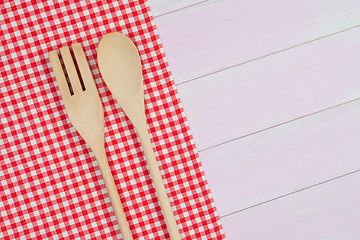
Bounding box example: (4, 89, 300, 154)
(148, 0, 206, 17)
(200, 98, 360, 217)
(221, 172, 360, 239)
(177, 27, 360, 151)
(155, 0, 360, 83)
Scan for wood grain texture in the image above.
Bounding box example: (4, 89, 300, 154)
(200, 98, 360, 217)
(148, 0, 206, 17)
(148, 1, 360, 238)
(154, 0, 360, 84)
(221, 172, 360, 239)
(177, 27, 360, 151)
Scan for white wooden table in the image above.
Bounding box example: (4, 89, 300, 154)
(148, 1, 360, 239)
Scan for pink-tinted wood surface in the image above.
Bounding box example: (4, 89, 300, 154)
(148, 0, 360, 239)
(149, 0, 206, 16)
(221, 172, 360, 239)
(178, 27, 360, 151)
(155, 0, 360, 84)
(201, 98, 360, 216)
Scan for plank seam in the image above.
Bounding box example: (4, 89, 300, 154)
(220, 169, 360, 218)
(199, 96, 360, 153)
(152, 0, 210, 18)
(176, 24, 360, 86)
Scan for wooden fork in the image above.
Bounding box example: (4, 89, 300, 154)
(48, 43, 133, 240)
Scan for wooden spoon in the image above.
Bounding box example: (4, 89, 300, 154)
(97, 32, 181, 240)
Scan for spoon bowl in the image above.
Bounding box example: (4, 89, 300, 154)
(98, 32, 144, 122)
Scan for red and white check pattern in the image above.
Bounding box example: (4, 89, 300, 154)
(0, 1, 225, 239)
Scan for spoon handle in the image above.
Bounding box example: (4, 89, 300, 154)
(136, 123, 181, 240)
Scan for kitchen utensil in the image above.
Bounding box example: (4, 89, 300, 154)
(97, 32, 181, 240)
(48, 43, 133, 240)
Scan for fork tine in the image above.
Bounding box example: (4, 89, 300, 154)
(59, 46, 83, 94)
(71, 43, 97, 92)
(49, 50, 72, 98)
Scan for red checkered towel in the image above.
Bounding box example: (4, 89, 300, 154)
(0, 1, 225, 239)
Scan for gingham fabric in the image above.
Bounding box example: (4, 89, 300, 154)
(0, 1, 226, 239)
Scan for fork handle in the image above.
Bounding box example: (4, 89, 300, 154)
(95, 151, 133, 240)
(136, 123, 181, 240)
